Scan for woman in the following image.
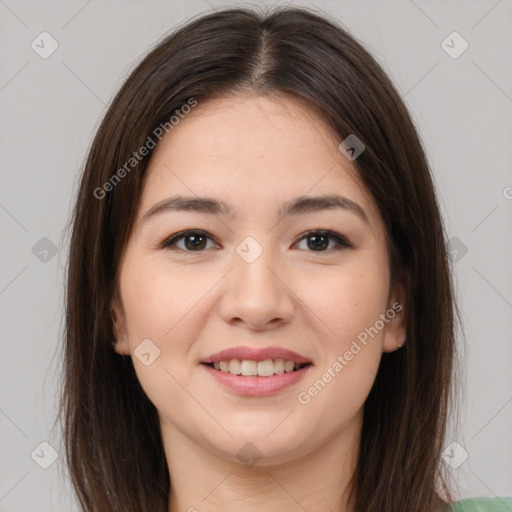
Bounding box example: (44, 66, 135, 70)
(58, 6, 511, 512)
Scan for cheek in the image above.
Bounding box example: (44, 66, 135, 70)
(118, 259, 212, 414)
(293, 254, 389, 416)
(293, 259, 388, 403)
(298, 260, 390, 347)
(294, 269, 386, 428)
(120, 256, 213, 343)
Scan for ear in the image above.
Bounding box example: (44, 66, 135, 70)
(110, 299, 131, 355)
(382, 281, 407, 353)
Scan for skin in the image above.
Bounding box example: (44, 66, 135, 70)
(111, 92, 406, 512)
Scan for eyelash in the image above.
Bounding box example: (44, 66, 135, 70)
(159, 229, 353, 253)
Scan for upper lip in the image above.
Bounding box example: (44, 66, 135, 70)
(200, 346, 311, 365)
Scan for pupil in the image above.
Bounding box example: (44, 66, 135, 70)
(186, 234, 206, 250)
(308, 233, 328, 251)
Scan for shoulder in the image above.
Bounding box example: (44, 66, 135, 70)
(450, 497, 512, 512)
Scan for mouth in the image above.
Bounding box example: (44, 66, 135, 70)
(199, 346, 313, 396)
(202, 359, 312, 377)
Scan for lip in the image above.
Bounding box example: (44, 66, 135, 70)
(201, 363, 312, 396)
(200, 346, 311, 365)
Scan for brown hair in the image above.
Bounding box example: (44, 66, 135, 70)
(57, 6, 460, 511)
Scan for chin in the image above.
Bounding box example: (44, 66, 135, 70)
(210, 428, 312, 466)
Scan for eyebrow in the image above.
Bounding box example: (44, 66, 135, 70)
(140, 193, 369, 225)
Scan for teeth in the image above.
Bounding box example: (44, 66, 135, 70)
(229, 359, 241, 375)
(240, 359, 258, 376)
(210, 358, 306, 377)
(274, 359, 284, 374)
(284, 360, 294, 373)
(257, 359, 274, 377)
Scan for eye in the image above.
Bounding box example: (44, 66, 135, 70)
(160, 229, 352, 253)
(160, 230, 219, 251)
(294, 230, 352, 252)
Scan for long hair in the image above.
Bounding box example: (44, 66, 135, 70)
(57, 6, 460, 511)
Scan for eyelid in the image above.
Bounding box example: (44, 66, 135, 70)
(159, 229, 220, 250)
(159, 229, 353, 252)
(293, 229, 352, 249)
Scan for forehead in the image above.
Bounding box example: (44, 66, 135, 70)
(151, 92, 346, 168)
(138, 93, 380, 224)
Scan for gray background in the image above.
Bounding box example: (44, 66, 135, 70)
(1, 0, 511, 510)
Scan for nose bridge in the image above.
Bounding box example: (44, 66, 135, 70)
(219, 233, 295, 326)
(234, 233, 283, 295)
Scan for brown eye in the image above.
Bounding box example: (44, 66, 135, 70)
(294, 230, 352, 252)
(160, 229, 352, 253)
(161, 230, 218, 251)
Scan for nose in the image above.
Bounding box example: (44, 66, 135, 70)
(218, 241, 296, 331)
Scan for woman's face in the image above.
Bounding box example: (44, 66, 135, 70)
(111, 93, 406, 465)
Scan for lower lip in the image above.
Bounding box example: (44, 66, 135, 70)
(201, 363, 312, 396)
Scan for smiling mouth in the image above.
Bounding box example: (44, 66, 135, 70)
(203, 359, 311, 377)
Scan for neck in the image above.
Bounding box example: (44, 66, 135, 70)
(163, 413, 361, 512)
